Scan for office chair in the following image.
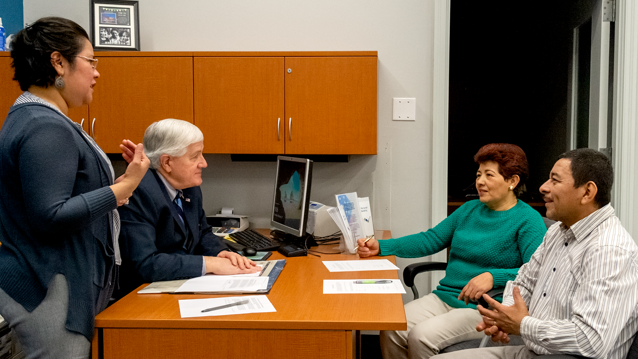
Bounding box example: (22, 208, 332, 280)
(403, 262, 523, 353)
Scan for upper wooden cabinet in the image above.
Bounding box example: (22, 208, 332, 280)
(1, 52, 377, 155)
(284, 57, 377, 155)
(1, 55, 88, 129)
(194, 57, 285, 154)
(194, 52, 377, 155)
(0, 56, 24, 128)
(90, 55, 194, 152)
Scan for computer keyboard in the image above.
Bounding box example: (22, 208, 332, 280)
(228, 229, 281, 251)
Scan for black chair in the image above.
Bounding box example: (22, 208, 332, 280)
(403, 262, 524, 353)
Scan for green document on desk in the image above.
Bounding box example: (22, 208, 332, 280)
(137, 259, 286, 295)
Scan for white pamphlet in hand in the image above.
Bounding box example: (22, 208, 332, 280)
(358, 197, 375, 237)
(335, 192, 365, 254)
(328, 207, 351, 247)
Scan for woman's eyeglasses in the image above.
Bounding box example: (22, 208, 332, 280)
(77, 56, 98, 69)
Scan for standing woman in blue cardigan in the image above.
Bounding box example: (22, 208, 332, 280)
(0, 17, 149, 358)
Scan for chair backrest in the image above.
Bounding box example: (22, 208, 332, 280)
(543, 217, 556, 229)
(625, 332, 638, 359)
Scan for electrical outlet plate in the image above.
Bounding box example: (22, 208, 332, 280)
(392, 98, 416, 121)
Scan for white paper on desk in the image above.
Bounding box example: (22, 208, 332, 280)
(323, 279, 406, 294)
(322, 259, 400, 272)
(175, 276, 269, 293)
(179, 295, 276, 318)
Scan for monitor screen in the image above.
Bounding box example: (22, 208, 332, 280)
(270, 156, 313, 238)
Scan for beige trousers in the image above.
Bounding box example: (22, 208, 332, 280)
(380, 293, 484, 359)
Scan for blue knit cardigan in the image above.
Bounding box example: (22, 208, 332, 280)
(0, 102, 117, 340)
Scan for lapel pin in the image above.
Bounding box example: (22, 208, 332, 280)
(185, 198, 191, 202)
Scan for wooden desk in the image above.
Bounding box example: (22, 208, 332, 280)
(93, 230, 405, 359)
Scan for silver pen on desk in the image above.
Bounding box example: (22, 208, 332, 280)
(201, 299, 250, 313)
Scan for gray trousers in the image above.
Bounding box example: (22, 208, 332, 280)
(0, 274, 104, 359)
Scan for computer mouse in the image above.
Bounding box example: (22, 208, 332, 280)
(242, 247, 257, 256)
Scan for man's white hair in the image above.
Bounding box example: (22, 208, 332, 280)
(143, 119, 204, 169)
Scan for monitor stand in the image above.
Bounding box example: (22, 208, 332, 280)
(272, 230, 318, 257)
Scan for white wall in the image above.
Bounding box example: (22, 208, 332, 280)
(23, 0, 439, 299)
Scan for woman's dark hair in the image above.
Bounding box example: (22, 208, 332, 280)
(474, 143, 529, 197)
(10, 17, 89, 91)
(559, 148, 613, 207)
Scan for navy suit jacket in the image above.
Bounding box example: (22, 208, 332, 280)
(118, 169, 228, 295)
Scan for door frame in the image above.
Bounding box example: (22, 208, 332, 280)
(432, 0, 638, 239)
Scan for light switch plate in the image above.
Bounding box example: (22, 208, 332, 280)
(392, 98, 416, 121)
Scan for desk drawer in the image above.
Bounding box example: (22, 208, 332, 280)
(100, 328, 352, 359)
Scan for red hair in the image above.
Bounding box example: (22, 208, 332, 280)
(474, 143, 529, 196)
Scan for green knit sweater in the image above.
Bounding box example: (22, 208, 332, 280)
(379, 199, 546, 309)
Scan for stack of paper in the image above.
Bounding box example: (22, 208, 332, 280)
(329, 193, 375, 254)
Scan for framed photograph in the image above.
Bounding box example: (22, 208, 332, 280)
(90, 0, 140, 51)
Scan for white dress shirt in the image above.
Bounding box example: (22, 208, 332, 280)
(503, 204, 638, 359)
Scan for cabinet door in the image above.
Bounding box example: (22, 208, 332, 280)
(0, 57, 88, 129)
(89, 57, 194, 153)
(0, 57, 23, 128)
(68, 106, 89, 128)
(194, 57, 284, 154)
(284, 57, 377, 155)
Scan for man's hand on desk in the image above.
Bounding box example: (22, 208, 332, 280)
(218, 250, 256, 269)
(356, 237, 379, 258)
(205, 253, 260, 275)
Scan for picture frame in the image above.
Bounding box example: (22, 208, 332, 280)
(90, 0, 140, 51)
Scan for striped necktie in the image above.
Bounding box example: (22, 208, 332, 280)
(174, 190, 185, 224)
(174, 190, 192, 250)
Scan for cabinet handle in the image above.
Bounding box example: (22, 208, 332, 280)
(288, 118, 292, 141)
(80, 118, 84, 128)
(91, 118, 96, 139)
(277, 118, 280, 141)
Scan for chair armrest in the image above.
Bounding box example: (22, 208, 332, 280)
(403, 262, 448, 299)
(403, 262, 448, 288)
(476, 288, 504, 308)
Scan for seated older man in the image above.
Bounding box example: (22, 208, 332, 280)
(433, 148, 638, 359)
(117, 119, 259, 296)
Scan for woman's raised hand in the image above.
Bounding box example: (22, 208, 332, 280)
(111, 142, 149, 206)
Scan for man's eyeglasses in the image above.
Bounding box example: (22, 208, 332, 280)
(77, 56, 98, 69)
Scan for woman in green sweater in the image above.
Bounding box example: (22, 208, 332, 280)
(357, 143, 546, 359)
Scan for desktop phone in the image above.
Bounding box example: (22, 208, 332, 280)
(278, 243, 307, 257)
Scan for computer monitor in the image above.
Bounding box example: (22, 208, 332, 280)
(270, 156, 313, 240)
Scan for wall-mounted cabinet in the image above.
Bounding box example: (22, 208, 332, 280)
(88, 55, 194, 152)
(194, 57, 285, 154)
(194, 54, 377, 155)
(0, 57, 24, 129)
(1, 51, 377, 155)
(1, 56, 89, 130)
